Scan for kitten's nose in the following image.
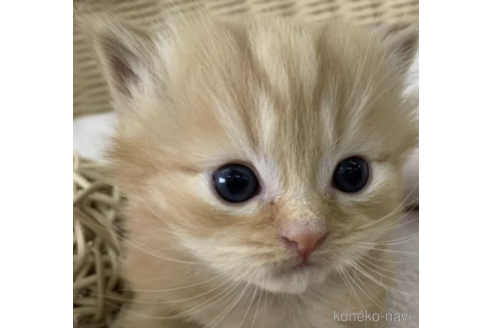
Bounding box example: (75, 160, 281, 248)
(281, 230, 328, 259)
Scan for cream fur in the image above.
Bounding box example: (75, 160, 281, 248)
(88, 13, 419, 328)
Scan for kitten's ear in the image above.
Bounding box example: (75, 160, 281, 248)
(86, 18, 158, 108)
(376, 24, 419, 73)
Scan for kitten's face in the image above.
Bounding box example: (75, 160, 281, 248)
(93, 15, 418, 294)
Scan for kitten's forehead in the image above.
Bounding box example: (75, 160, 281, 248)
(247, 20, 320, 99)
(161, 17, 412, 177)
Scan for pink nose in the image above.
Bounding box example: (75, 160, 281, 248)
(281, 231, 327, 259)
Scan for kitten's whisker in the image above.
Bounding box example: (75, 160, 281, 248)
(365, 211, 419, 233)
(346, 268, 390, 312)
(344, 271, 351, 328)
(358, 181, 419, 231)
(161, 271, 244, 305)
(125, 275, 245, 320)
(262, 277, 271, 320)
(357, 204, 405, 231)
(320, 215, 417, 255)
(369, 200, 420, 232)
(355, 259, 418, 285)
(142, 193, 210, 234)
(350, 261, 411, 295)
(357, 232, 419, 246)
(357, 201, 418, 242)
(362, 251, 417, 264)
(238, 282, 258, 328)
(357, 246, 419, 256)
(368, 236, 419, 247)
(251, 279, 263, 328)
(353, 271, 393, 312)
(121, 238, 201, 265)
(184, 277, 246, 318)
(209, 281, 251, 328)
(127, 272, 226, 292)
(360, 257, 419, 277)
(168, 272, 247, 319)
(116, 269, 243, 307)
(338, 268, 365, 312)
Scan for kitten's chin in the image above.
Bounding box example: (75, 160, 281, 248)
(252, 266, 328, 295)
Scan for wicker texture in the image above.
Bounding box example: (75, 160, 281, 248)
(73, 0, 418, 117)
(73, 153, 128, 327)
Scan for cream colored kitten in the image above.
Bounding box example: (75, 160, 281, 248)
(89, 13, 418, 328)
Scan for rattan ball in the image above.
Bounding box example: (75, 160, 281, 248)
(73, 153, 128, 328)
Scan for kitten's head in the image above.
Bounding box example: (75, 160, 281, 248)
(91, 14, 418, 294)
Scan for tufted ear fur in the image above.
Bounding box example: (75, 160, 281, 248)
(88, 18, 160, 111)
(376, 24, 419, 74)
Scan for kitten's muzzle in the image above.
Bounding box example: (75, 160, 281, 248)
(280, 229, 328, 262)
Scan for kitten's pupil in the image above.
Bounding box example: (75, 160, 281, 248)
(220, 175, 247, 195)
(213, 165, 259, 203)
(333, 157, 369, 193)
(341, 161, 363, 184)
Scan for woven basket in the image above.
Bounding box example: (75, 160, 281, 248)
(74, 0, 418, 117)
(73, 152, 129, 327)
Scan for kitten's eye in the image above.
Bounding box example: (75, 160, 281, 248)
(332, 156, 369, 193)
(213, 164, 260, 203)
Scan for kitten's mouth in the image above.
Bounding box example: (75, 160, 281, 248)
(257, 258, 327, 294)
(276, 258, 320, 275)
(293, 261, 317, 269)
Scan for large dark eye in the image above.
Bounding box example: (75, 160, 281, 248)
(332, 156, 369, 193)
(213, 164, 260, 203)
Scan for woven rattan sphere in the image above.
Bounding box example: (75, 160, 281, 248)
(73, 153, 128, 327)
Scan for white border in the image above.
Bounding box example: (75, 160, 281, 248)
(0, 1, 70, 327)
(421, 1, 492, 327)
(1, 1, 492, 327)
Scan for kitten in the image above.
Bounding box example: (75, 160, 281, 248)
(89, 13, 418, 328)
